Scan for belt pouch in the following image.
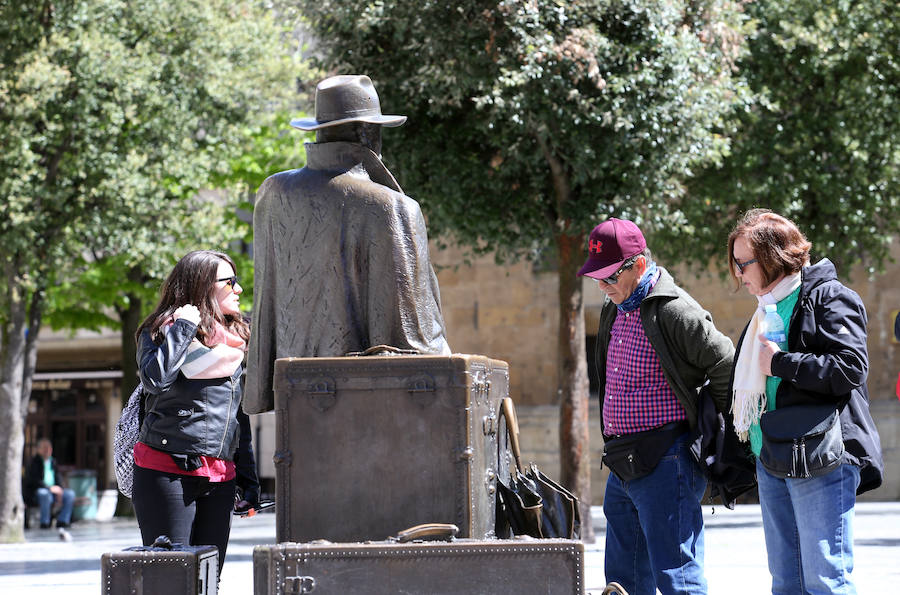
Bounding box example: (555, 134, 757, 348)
(759, 404, 844, 479)
(602, 422, 687, 482)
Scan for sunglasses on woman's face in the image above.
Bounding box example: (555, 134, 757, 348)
(733, 257, 758, 274)
(217, 275, 238, 289)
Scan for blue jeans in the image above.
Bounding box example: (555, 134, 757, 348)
(603, 433, 708, 595)
(36, 486, 75, 526)
(756, 459, 860, 594)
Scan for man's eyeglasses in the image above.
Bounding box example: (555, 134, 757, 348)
(600, 260, 636, 285)
(733, 257, 757, 274)
(217, 275, 238, 289)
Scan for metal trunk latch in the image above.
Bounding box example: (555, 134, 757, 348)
(307, 377, 336, 412)
(285, 575, 316, 593)
(407, 373, 435, 408)
(471, 369, 491, 399)
(482, 412, 497, 436)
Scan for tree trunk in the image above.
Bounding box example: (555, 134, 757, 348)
(556, 230, 593, 542)
(536, 131, 594, 541)
(114, 275, 144, 516)
(119, 288, 143, 404)
(0, 266, 29, 543)
(20, 286, 43, 419)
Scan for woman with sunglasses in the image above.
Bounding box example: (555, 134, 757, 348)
(727, 209, 882, 594)
(132, 250, 259, 575)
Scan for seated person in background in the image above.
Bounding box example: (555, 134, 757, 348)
(24, 438, 75, 529)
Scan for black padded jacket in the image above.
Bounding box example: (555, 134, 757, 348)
(732, 259, 884, 496)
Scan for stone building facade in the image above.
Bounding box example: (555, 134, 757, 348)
(29, 238, 900, 504)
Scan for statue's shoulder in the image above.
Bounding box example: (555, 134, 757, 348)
(260, 166, 319, 192)
(349, 180, 418, 210)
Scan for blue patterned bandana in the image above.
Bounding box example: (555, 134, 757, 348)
(617, 261, 659, 313)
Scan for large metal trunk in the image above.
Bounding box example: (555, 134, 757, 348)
(272, 354, 509, 542)
(100, 543, 218, 595)
(253, 538, 585, 595)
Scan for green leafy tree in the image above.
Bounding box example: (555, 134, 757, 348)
(674, 0, 899, 273)
(207, 109, 316, 318)
(0, 0, 302, 542)
(43, 112, 314, 410)
(299, 0, 752, 536)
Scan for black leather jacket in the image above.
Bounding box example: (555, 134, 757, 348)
(137, 319, 244, 462)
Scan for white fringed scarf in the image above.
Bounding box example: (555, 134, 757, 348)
(731, 273, 802, 441)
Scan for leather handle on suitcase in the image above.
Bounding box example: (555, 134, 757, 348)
(393, 523, 460, 543)
(345, 344, 419, 356)
(500, 397, 524, 472)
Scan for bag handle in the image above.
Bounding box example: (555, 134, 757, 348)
(500, 397, 524, 472)
(151, 535, 174, 550)
(345, 345, 420, 357)
(392, 523, 459, 543)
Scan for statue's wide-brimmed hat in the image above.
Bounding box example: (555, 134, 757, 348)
(290, 75, 407, 131)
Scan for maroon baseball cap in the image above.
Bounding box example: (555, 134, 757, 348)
(577, 218, 647, 279)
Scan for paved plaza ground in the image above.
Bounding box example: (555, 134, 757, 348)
(2, 502, 899, 594)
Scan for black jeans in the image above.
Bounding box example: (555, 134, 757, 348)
(132, 465, 235, 573)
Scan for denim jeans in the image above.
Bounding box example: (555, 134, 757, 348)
(36, 486, 75, 526)
(132, 465, 235, 574)
(603, 432, 708, 595)
(756, 459, 860, 594)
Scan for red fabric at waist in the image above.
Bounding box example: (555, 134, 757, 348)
(134, 442, 235, 482)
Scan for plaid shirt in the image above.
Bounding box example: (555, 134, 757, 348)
(602, 307, 687, 436)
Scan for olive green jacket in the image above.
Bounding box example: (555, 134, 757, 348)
(594, 267, 735, 436)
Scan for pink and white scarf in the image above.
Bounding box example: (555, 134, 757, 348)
(171, 321, 246, 379)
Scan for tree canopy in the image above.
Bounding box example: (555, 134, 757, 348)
(677, 0, 899, 273)
(298, 0, 752, 261)
(0, 0, 306, 542)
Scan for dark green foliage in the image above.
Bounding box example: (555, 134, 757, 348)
(298, 0, 752, 263)
(680, 0, 900, 274)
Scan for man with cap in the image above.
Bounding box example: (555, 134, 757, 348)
(245, 75, 450, 414)
(579, 218, 734, 595)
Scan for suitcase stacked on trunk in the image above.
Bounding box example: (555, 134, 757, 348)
(271, 354, 508, 542)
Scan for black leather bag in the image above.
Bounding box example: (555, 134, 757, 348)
(602, 421, 688, 482)
(495, 398, 580, 539)
(690, 383, 756, 508)
(759, 404, 844, 479)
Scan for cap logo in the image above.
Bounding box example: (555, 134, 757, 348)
(589, 239, 603, 254)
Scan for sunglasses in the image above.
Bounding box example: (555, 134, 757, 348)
(733, 257, 758, 274)
(600, 261, 635, 285)
(217, 275, 238, 289)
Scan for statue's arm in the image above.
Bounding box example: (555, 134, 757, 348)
(244, 184, 278, 413)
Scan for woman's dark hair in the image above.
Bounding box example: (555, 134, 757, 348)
(727, 209, 811, 289)
(136, 250, 249, 346)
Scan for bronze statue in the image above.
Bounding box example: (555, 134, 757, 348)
(244, 75, 451, 414)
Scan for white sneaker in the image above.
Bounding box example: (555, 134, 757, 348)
(58, 527, 72, 542)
